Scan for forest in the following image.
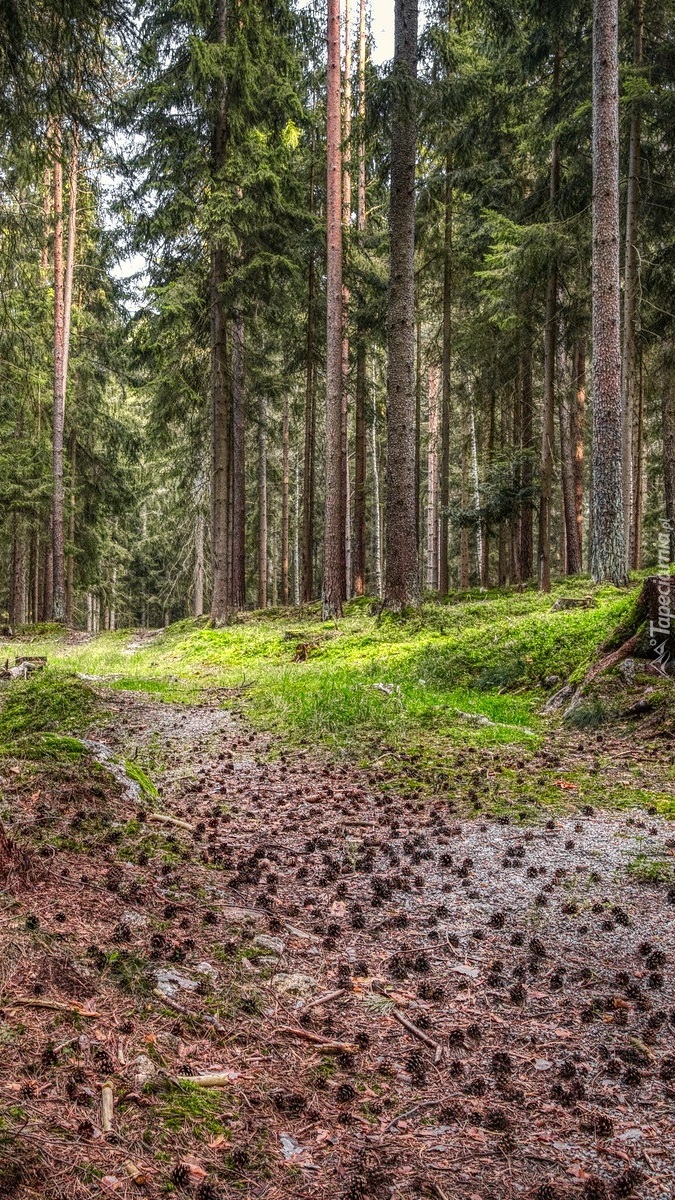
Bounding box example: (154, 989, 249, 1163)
(1, 0, 674, 624)
(1, 2, 675, 1200)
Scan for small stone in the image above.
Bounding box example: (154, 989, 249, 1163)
(253, 934, 285, 957)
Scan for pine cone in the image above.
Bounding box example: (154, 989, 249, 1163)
(170, 1163, 191, 1189)
(613, 1168, 642, 1197)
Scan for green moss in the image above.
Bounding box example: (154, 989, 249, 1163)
(157, 1081, 231, 1137)
(0, 671, 98, 759)
(124, 760, 159, 798)
(625, 854, 675, 885)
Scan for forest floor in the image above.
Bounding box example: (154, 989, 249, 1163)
(2, 585, 675, 1200)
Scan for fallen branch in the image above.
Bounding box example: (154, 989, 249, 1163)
(101, 1081, 114, 1134)
(7, 997, 100, 1018)
(148, 812, 194, 832)
(175, 1073, 235, 1088)
(384, 1099, 442, 1132)
(151, 988, 225, 1034)
(300, 988, 347, 1012)
(275, 1026, 359, 1053)
(392, 1009, 443, 1063)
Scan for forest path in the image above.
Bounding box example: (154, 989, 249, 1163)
(2, 687, 675, 1199)
(87, 689, 675, 1198)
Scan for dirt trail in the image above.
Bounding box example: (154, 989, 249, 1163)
(1, 689, 674, 1200)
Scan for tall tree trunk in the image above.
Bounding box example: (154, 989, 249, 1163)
(371, 407, 382, 598)
(560, 351, 580, 574)
(342, 0, 352, 598)
(293, 449, 301, 605)
(498, 392, 509, 586)
(66, 430, 76, 622)
(439, 157, 452, 596)
(480, 391, 495, 587)
(520, 339, 534, 579)
(511, 369, 522, 583)
(426, 366, 439, 590)
(323, 0, 345, 617)
(231, 311, 246, 609)
(470, 404, 483, 579)
(352, 0, 367, 596)
(632, 349, 644, 567)
(210, 0, 230, 623)
(571, 339, 586, 571)
(622, 0, 644, 570)
(538, 54, 560, 594)
(52, 122, 66, 621)
(281, 394, 290, 605)
(194, 507, 205, 617)
(460, 396, 470, 588)
(591, 0, 626, 584)
(385, 0, 419, 609)
(415, 318, 422, 564)
(258, 392, 268, 609)
(663, 348, 675, 562)
(302, 159, 316, 604)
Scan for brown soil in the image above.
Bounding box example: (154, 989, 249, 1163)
(0, 690, 674, 1200)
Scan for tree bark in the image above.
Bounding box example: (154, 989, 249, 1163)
(352, 0, 367, 596)
(591, 0, 627, 584)
(371, 405, 382, 598)
(302, 157, 316, 604)
(663, 348, 675, 561)
(66, 430, 76, 623)
(210, 0, 230, 624)
(342, 0, 352, 598)
(470, 404, 483, 580)
(415, 318, 422, 565)
(632, 348, 644, 567)
(194, 507, 205, 617)
(281, 393, 290, 605)
(426, 366, 439, 590)
(571, 338, 586, 571)
(323, 0, 346, 617)
(560, 350, 579, 574)
(498, 391, 509, 586)
(520, 339, 534, 579)
(384, 0, 419, 609)
(511, 367, 521, 584)
(52, 121, 66, 621)
(460, 395, 470, 588)
(231, 311, 246, 609)
(258, 392, 268, 609)
(439, 157, 452, 595)
(538, 54, 560, 594)
(621, 0, 644, 570)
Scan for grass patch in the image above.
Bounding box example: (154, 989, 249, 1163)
(625, 853, 675, 886)
(124, 760, 158, 799)
(6, 579, 635, 760)
(156, 1080, 231, 1137)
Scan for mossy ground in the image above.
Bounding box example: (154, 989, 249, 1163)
(7, 575, 675, 816)
(8, 579, 636, 753)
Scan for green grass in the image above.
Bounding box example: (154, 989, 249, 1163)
(6, 579, 634, 758)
